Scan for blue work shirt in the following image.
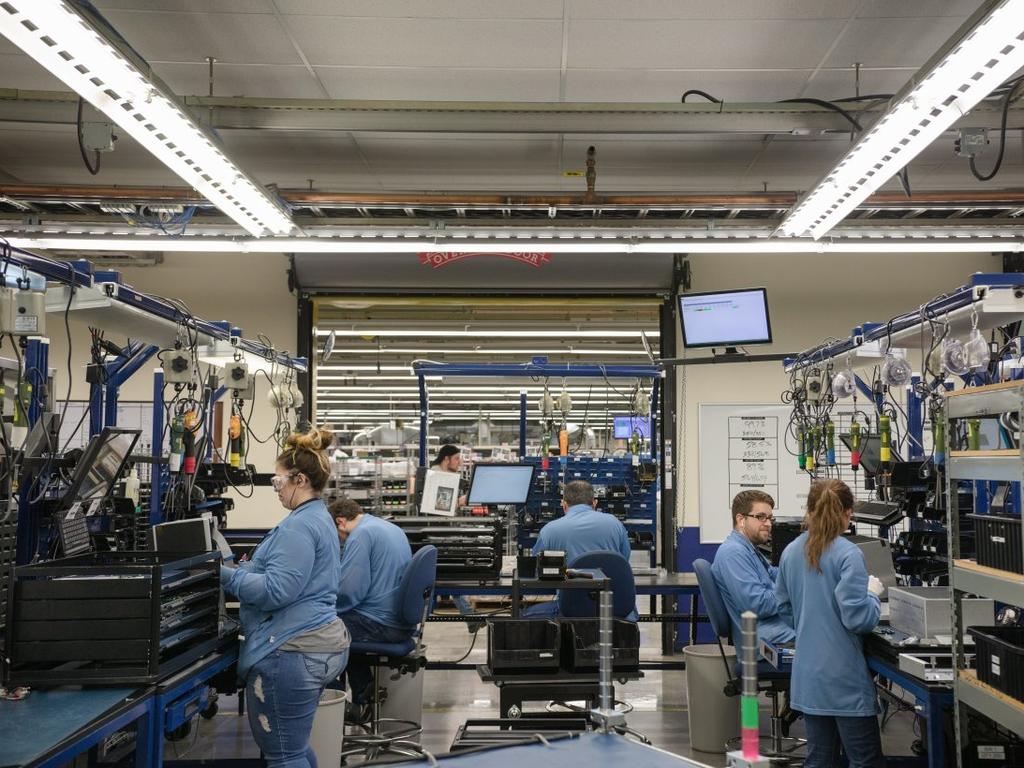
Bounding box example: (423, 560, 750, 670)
(532, 504, 632, 563)
(221, 498, 342, 680)
(336, 514, 413, 629)
(776, 532, 882, 717)
(711, 530, 795, 648)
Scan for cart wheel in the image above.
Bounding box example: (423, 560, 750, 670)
(167, 721, 193, 741)
(201, 702, 219, 719)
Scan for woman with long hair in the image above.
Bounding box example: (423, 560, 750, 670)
(221, 428, 350, 768)
(776, 479, 885, 768)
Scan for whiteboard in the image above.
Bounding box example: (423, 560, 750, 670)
(698, 402, 897, 543)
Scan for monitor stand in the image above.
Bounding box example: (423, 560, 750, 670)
(657, 346, 795, 367)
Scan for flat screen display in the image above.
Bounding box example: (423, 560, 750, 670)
(613, 415, 651, 439)
(679, 288, 772, 348)
(467, 463, 535, 505)
(66, 428, 140, 504)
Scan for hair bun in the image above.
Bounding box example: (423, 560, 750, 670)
(285, 427, 333, 453)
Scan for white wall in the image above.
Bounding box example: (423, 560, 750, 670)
(44, 252, 297, 528)
(674, 250, 1001, 531)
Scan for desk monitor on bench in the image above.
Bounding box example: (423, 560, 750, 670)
(468, 463, 535, 506)
(62, 427, 140, 507)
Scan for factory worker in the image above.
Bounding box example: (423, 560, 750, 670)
(332, 498, 413, 724)
(776, 479, 886, 768)
(711, 490, 795, 648)
(525, 479, 634, 618)
(221, 428, 348, 768)
(431, 443, 468, 506)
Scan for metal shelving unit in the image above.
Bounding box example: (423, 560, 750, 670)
(945, 381, 1024, 763)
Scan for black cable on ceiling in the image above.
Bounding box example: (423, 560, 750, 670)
(680, 89, 722, 104)
(969, 79, 1024, 183)
(76, 98, 101, 176)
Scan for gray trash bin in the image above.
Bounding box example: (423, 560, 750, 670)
(309, 688, 346, 767)
(684, 644, 740, 754)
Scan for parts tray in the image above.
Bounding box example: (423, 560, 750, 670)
(4, 550, 222, 686)
(392, 516, 503, 579)
(969, 514, 1023, 575)
(968, 625, 1024, 704)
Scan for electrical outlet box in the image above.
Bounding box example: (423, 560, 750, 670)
(81, 120, 116, 153)
(0, 287, 46, 336)
(955, 127, 989, 158)
(226, 361, 251, 394)
(161, 350, 192, 384)
(805, 368, 828, 402)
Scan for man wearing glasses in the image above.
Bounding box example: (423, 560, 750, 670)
(711, 490, 795, 647)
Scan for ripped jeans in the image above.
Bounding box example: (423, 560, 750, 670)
(246, 649, 348, 768)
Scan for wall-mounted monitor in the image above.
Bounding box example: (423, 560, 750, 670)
(679, 288, 772, 349)
(613, 415, 651, 440)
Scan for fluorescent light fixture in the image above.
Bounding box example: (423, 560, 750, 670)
(6, 234, 1024, 254)
(0, 1, 296, 237)
(777, 0, 1024, 239)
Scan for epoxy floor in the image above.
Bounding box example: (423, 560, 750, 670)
(172, 613, 925, 766)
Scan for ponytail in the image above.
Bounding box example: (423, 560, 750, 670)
(804, 479, 854, 571)
(277, 427, 333, 492)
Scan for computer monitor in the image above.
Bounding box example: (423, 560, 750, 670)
(613, 415, 651, 440)
(679, 288, 772, 349)
(22, 412, 60, 460)
(467, 463, 535, 505)
(63, 427, 140, 506)
(838, 433, 903, 477)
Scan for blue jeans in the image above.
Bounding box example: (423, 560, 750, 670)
(245, 649, 348, 768)
(340, 611, 412, 705)
(803, 713, 885, 768)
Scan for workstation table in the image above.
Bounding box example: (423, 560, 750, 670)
(0, 687, 155, 768)
(0, 645, 241, 768)
(433, 572, 702, 654)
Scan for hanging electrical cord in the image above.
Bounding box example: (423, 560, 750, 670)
(76, 97, 101, 176)
(969, 79, 1024, 182)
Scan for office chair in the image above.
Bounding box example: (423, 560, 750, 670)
(558, 550, 638, 621)
(693, 558, 805, 763)
(341, 545, 438, 762)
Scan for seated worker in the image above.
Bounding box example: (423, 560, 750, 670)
(332, 499, 413, 721)
(711, 490, 795, 648)
(526, 480, 633, 617)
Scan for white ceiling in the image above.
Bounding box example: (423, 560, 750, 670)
(0, 0, 1019, 194)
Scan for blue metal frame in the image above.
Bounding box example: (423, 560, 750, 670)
(103, 342, 160, 428)
(784, 274, 1017, 372)
(152, 370, 165, 525)
(15, 338, 50, 564)
(867, 655, 952, 768)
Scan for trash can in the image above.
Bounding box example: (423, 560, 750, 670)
(309, 688, 346, 767)
(684, 644, 739, 754)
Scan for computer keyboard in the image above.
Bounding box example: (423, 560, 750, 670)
(59, 510, 92, 556)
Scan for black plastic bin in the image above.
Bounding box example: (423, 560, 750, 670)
(487, 619, 560, 673)
(968, 626, 1024, 703)
(969, 514, 1023, 575)
(562, 619, 640, 672)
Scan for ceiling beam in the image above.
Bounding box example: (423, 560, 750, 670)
(2, 89, 1023, 134)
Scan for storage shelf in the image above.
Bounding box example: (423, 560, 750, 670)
(947, 453, 1023, 482)
(957, 670, 1024, 735)
(952, 560, 1024, 604)
(944, 380, 1024, 419)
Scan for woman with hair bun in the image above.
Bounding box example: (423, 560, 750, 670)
(776, 479, 885, 768)
(221, 427, 350, 768)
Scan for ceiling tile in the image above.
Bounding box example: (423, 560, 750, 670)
(95, 1, 270, 11)
(155, 63, 327, 98)
(314, 66, 561, 101)
(0, 53, 69, 90)
(566, 69, 815, 102)
(274, 1, 561, 18)
(101, 10, 301, 65)
(568, 0, 860, 21)
(856, 0, 980, 18)
(822, 17, 967, 69)
(283, 16, 564, 68)
(567, 19, 851, 69)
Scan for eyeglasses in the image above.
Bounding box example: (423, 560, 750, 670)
(744, 513, 775, 524)
(271, 473, 298, 491)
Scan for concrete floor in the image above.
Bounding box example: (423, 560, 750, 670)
(172, 614, 924, 766)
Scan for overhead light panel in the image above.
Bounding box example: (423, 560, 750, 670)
(777, 0, 1024, 239)
(0, 0, 297, 237)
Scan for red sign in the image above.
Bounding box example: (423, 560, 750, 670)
(418, 252, 552, 269)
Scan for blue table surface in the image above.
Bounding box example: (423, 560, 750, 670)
(0, 687, 143, 767)
(394, 731, 714, 768)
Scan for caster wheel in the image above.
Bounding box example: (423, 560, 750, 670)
(201, 702, 219, 719)
(167, 720, 193, 742)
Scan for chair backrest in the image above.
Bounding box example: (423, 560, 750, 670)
(693, 558, 731, 642)
(558, 550, 637, 619)
(397, 545, 438, 638)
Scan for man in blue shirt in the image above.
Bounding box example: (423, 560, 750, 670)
(711, 490, 795, 648)
(526, 480, 633, 616)
(332, 499, 413, 717)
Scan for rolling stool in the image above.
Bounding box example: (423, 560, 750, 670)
(341, 545, 437, 762)
(693, 558, 805, 764)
